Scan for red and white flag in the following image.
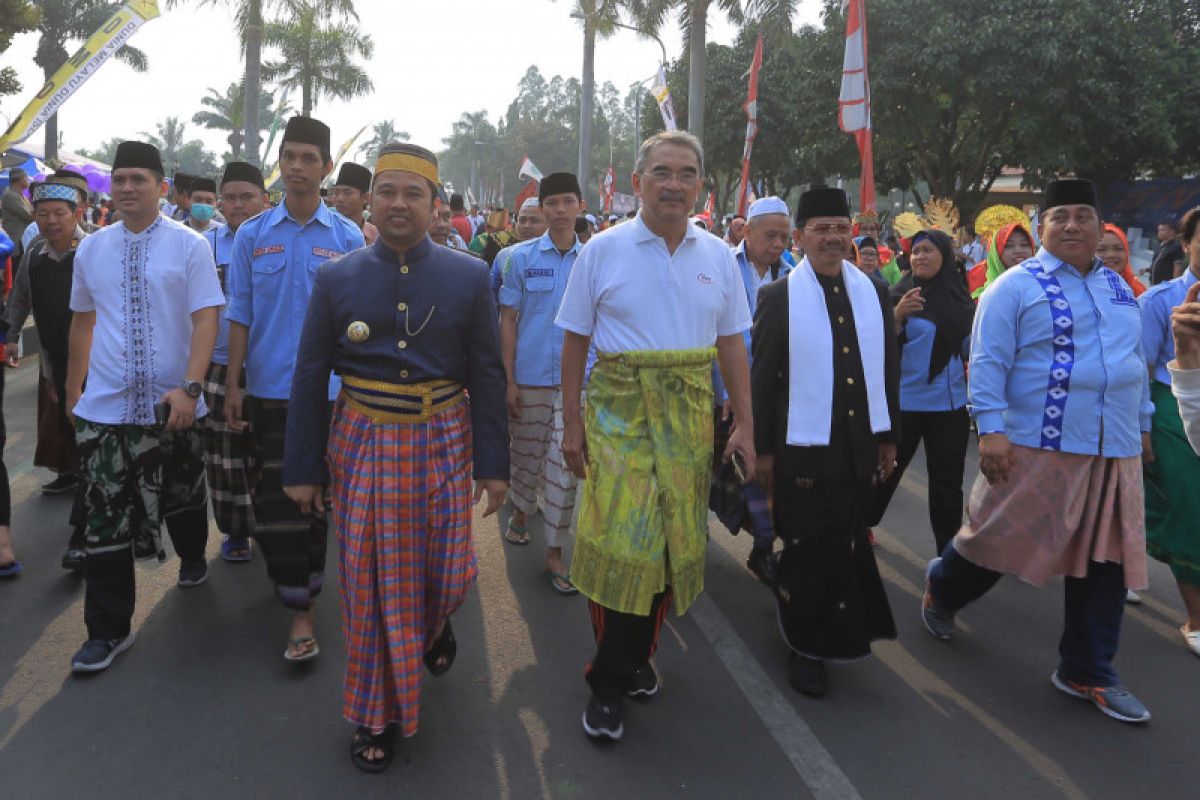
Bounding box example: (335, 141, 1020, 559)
(838, 0, 876, 212)
(600, 163, 615, 213)
(737, 33, 764, 217)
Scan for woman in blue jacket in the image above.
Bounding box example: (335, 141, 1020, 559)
(867, 229, 974, 555)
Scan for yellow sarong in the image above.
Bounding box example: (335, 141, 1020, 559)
(570, 348, 715, 616)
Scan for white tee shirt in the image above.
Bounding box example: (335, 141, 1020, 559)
(70, 216, 225, 425)
(555, 212, 751, 352)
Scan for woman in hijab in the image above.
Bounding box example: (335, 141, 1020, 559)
(1097, 223, 1147, 297)
(867, 229, 976, 555)
(967, 222, 1035, 300)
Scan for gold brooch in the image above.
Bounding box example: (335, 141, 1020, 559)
(346, 321, 370, 343)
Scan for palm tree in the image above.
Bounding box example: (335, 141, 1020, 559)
(571, 1, 621, 199)
(192, 82, 282, 160)
(141, 116, 188, 174)
(31, 1, 148, 160)
(262, 1, 374, 117)
(357, 120, 409, 163)
(169, 0, 357, 167)
(626, 1, 793, 143)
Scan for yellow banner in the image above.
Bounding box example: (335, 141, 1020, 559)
(0, 1, 162, 153)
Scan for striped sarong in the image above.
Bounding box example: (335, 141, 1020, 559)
(509, 386, 578, 547)
(198, 361, 254, 537)
(327, 395, 477, 736)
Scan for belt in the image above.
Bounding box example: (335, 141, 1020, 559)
(340, 375, 464, 423)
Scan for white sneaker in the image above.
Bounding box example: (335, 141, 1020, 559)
(1182, 625, 1200, 657)
(1124, 589, 1143, 605)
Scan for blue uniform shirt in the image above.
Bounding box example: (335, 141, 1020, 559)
(969, 248, 1153, 458)
(499, 232, 581, 387)
(1140, 268, 1198, 386)
(202, 223, 236, 366)
(226, 201, 364, 399)
(713, 242, 791, 402)
(898, 316, 969, 412)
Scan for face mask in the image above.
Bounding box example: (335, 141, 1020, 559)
(190, 203, 216, 224)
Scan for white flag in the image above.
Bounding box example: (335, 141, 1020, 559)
(518, 155, 544, 183)
(650, 67, 679, 132)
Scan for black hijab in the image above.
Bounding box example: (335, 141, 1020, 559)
(890, 229, 975, 382)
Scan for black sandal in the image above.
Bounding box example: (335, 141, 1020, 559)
(350, 725, 396, 773)
(423, 619, 457, 676)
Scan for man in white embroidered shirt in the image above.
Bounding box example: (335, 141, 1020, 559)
(65, 141, 224, 674)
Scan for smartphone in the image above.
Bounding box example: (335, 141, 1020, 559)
(731, 451, 748, 484)
(153, 402, 171, 426)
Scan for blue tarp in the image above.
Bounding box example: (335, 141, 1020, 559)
(1102, 178, 1200, 231)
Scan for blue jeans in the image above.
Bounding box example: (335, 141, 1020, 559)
(929, 541, 1127, 687)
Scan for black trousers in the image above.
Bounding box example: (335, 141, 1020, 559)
(586, 589, 672, 703)
(868, 408, 970, 555)
(0, 362, 9, 526)
(83, 504, 208, 640)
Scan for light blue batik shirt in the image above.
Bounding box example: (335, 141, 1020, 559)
(499, 231, 581, 387)
(969, 247, 1153, 458)
(1139, 267, 1199, 386)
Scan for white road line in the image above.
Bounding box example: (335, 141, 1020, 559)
(688, 592, 862, 800)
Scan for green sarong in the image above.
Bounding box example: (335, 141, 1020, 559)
(571, 348, 716, 616)
(1145, 380, 1200, 585)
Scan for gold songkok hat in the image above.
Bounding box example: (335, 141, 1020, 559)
(374, 142, 439, 185)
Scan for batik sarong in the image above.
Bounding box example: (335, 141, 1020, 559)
(509, 386, 578, 547)
(75, 420, 207, 561)
(199, 361, 254, 537)
(327, 396, 476, 736)
(571, 348, 715, 617)
(35, 372, 76, 473)
(1145, 380, 1200, 585)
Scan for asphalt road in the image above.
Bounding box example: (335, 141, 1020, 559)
(1, 355, 1197, 799)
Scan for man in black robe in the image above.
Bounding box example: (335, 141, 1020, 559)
(751, 187, 900, 697)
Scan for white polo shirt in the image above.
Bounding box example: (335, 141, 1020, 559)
(555, 212, 751, 352)
(71, 216, 225, 425)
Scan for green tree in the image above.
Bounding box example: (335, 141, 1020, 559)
(30, 1, 148, 161)
(262, 1, 373, 117)
(191, 82, 281, 160)
(78, 136, 123, 164)
(0, 0, 40, 106)
(357, 120, 409, 163)
(141, 116, 219, 177)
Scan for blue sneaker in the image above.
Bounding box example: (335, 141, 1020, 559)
(71, 632, 136, 673)
(921, 559, 956, 640)
(1051, 671, 1151, 724)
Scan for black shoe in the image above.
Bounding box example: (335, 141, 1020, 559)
(71, 633, 136, 673)
(61, 548, 87, 573)
(582, 695, 624, 741)
(177, 559, 209, 588)
(746, 546, 778, 587)
(42, 473, 80, 495)
(627, 664, 659, 699)
(787, 653, 827, 697)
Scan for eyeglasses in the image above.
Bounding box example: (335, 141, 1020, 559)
(805, 223, 853, 236)
(641, 168, 701, 184)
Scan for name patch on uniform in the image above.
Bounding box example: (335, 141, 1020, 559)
(253, 244, 284, 257)
(1105, 271, 1138, 306)
(312, 246, 343, 259)
(525, 268, 554, 278)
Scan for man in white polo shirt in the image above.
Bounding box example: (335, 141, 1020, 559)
(556, 130, 756, 742)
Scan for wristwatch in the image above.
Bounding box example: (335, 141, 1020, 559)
(181, 379, 203, 399)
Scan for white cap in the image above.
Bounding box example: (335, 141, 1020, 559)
(520, 197, 540, 211)
(584, 213, 597, 226)
(747, 196, 790, 220)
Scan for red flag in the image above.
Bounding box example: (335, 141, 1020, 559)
(600, 163, 615, 213)
(513, 179, 539, 212)
(704, 190, 716, 219)
(737, 33, 764, 217)
(838, 0, 876, 212)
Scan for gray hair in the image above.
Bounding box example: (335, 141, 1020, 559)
(635, 131, 705, 176)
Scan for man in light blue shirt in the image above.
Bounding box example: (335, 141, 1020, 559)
(499, 173, 582, 594)
(924, 179, 1153, 725)
(224, 116, 365, 663)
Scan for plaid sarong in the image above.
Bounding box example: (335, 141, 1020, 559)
(75, 420, 207, 561)
(198, 361, 254, 537)
(509, 386, 578, 547)
(327, 395, 477, 736)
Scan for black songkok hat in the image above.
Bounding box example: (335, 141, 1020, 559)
(191, 177, 217, 195)
(113, 141, 165, 175)
(173, 172, 193, 192)
(795, 186, 851, 224)
(220, 161, 265, 190)
(334, 162, 373, 193)
(539, 172, 582, 202)
(282, 115, 331, 155)
(1041, 178, 1099, 213)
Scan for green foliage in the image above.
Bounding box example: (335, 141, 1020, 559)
(191, 82, 282, 160)
(261, 0, 373, 117)
(0, 0, 40, 102)
(140, 116, 220, 177)
(357, 121, 409, 164)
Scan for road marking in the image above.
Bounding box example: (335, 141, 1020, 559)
(688, 591, 862, 800)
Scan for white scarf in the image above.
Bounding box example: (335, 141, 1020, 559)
(786, 258, 890, 446)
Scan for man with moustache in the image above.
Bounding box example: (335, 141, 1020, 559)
(226, 116, 365, 663)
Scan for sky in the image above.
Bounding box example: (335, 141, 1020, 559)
(0, 0, 823, 163)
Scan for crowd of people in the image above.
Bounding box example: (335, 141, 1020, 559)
(2, 118, 1200, 773)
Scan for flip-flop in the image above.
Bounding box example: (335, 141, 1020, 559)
(548, 571, 579, 595)
(283, 636, 320, 662)
(350, 724, 397, 773)
(424, 619, 457, 676)
(0, 561, 22, 579)
(504, 520, 530, 546)
(220, 536, 253, 563)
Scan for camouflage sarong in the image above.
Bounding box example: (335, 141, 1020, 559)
(75, 420, 208, 562)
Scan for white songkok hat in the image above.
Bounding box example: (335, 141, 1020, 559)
(584, 213, 597, 226)
(520, 197, 540, 211)
(747, 196, 790, 220)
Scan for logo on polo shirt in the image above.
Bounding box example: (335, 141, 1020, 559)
(253, 244, 284, 257)
(697, 273, 715, 285)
